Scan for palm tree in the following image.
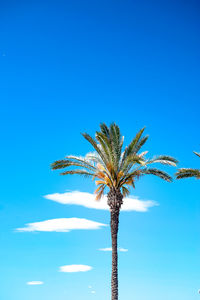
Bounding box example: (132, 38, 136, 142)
(51, 123, 177, 300)
(176, 151, 200, 179)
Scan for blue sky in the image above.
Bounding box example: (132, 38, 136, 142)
(1, 0, 200, 299)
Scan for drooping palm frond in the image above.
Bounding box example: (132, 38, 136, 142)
(51, 123, 177, 200)
(51, 157, 95, 171)
(60, 169, 95, 177)
(194, 151, 200, 158)
(140, 168, 173, 182)
(176, 150, 200, 180)
(147, 155, 177, 166)
(176, 168, 200, 179)
(121, 186, 130, 197)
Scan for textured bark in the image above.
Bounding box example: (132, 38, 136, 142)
(107, 189, 123, 300)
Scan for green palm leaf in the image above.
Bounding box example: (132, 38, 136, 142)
(176, 150, 200, 180)
(147, 155, 178, 166)
(141, 168, 172, 182)
(194, 151, 200, 158)
(60, 169, 95, 177)
(176, 168, 200, 179)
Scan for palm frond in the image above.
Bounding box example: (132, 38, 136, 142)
(133, 135, 149, 153)
(95, 184, 106, 200)
(94, 183, 105, 194)
(119, 128, 146, 169)
(51, 156, 96, 173)
(176, 168, 200, 179)
(110, 123, 123, 169)
(138, 151, 148, 158)
(66, 155, 96, 169)
(121, 186, 130, 197)
(60, 169, 95, 177)
(95, 131, 114, 167)
(82, 132, 108, 166)
(51, 159, 70, 170)
(123, 127, 145, 155)
(194, 151, 200, 158)
(141, 168, 172, 182)
(99, 123, 110, 138)
(118, 170, 142, 187)
(147, 155, 178, 166)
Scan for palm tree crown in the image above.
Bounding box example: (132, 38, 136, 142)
(176, 151, 200, 179)
(51, 123, 177, 198)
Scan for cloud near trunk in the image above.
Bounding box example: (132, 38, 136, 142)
(44, 191, 158, 212)
(16, 218, 107, 232)
(99, 247, 128, 252)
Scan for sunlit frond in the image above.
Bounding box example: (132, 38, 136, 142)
(121, 186, 130, 197)
(95, 180, 106, 186)
(147, 155, 178, 166)
(118, 170, 142, 187)
(138, 151, 148, 158)
(95, 184, 106, 200)
(82, 132, 108, 166)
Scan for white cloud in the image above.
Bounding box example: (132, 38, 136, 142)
(27, 281, 44, 285)
(59, 265, 92, 273)
(16, 218, 107, 232)
(91, 291, 96, 294)
(99, 247, 112, 251)
(99, 247, 128, 252)
(118, 247, 128, 252)
(44, 191, 157, 212)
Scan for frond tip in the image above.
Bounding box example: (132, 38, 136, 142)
(176, 168, 200, 179)
(176, 150, 200, 180)
(194, 151, 200, 158)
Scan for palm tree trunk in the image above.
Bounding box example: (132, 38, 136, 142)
(110, 207, 119, 300)
(108, 189, 123, 300)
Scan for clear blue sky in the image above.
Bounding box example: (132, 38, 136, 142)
(1, 0, 200, 299)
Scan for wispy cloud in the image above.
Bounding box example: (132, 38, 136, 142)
(99, 247, 128, 252)
(27, 281, 44, 285)
(118, 247, 128, 252)
(45, 191, 157, 212)
(88, 285, 96, 293)
(59, 265, 92, 273)
(16, 218, 107, 232)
